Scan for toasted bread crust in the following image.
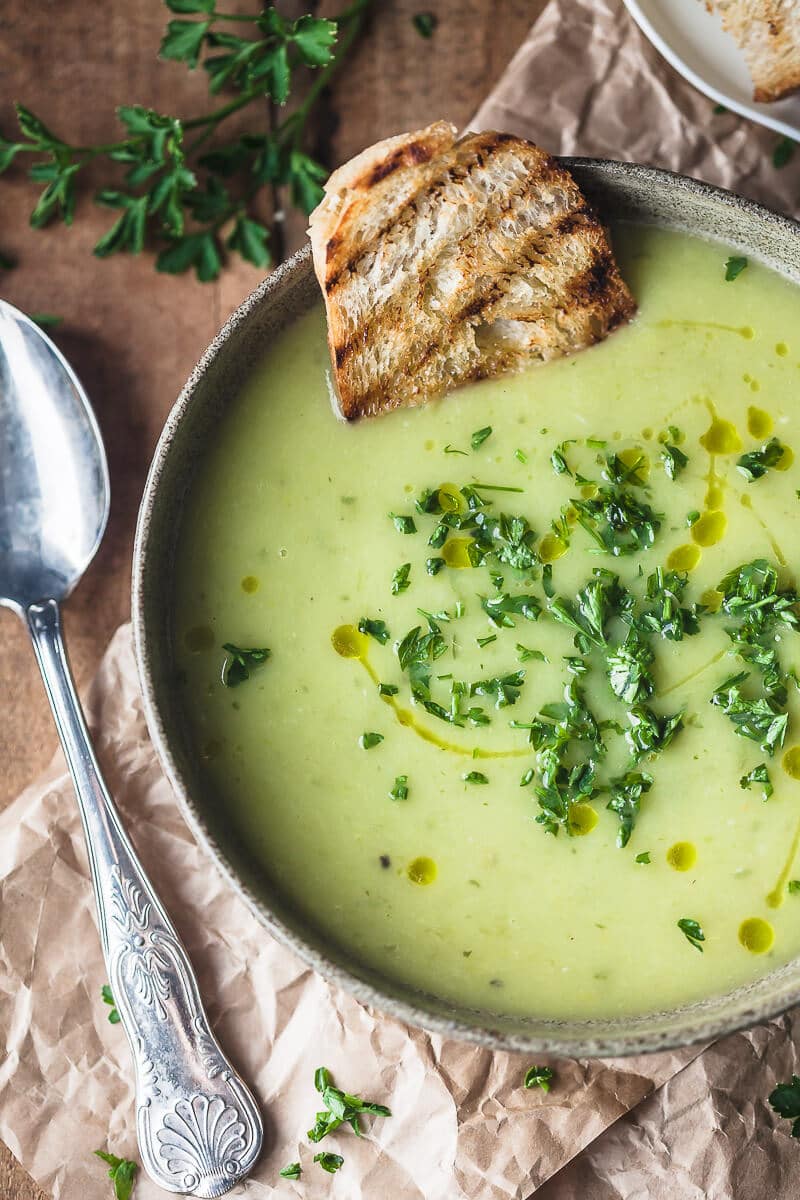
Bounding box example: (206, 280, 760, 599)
(711, 1, 800, 102)
(308, 123, 637, 421)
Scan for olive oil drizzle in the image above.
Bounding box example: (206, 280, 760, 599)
(766, 815, 800, 909)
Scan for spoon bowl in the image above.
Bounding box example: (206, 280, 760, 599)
(0, 298, 263, 1196)
(0, 301, 109, 610)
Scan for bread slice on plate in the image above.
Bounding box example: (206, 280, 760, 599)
(709, 0, 800, 102)
(307, 121, 636, 421)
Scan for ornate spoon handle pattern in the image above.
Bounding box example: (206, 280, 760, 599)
(27, 599, 263, 1198)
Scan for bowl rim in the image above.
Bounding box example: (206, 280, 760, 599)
(132, 157, 800, 1058)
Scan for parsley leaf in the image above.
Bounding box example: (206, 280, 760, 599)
(101, 984, 120, 1025)
(736, 438, 787, 481)
(471, 426, 492, 450)
(677, 917, 705, 952)
(308, 1066, 391, 1143)
(470, 671, 525, 708)
(359, 732, 384, 750)
(524, 1065, 554, 1091)
(412, 11, 438, 37)
(789, 880, 800, 894)
(739, 762, 773, 800)
(711, 672, 788, 755)
(769, 1076, 800, 1137)
(222, 643, 270, 687)
(389, 513, 417, 534)
(481, 592, 541, 628)
(389, 775, 409, 801)
(607, 629, 655, 705)
(392, 562, 412, 593)
(314, 1152, 344, 1173)
(358, 617, 390, 644)
(724, 255, 748, 281)
(93, 1151, 138, 1200)
(625, 705, 684, 762)
(572, 481, 662, 556)
(280, 1161, 302, 1179)
(661, 443, 688, 480)
(635, 851, 651, 864)
(606, 771, 654, 848)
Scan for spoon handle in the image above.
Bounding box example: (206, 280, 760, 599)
(25, 598, 263, 1198)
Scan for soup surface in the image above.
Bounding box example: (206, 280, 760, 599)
(173, 225, 800, 1020)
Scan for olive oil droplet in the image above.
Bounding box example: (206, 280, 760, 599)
(539, 533, 568, 563)
(442, 537, 475, 569)
(738, 917, 774, 954)
(782, 746, 800, 779)
(667, 841, 697, 872)
(700, 417, 742, 455)
(691, 510, 727, 547)
(667, 544, 701, 572)
(241, 575, 259, 594)
(618, 446, 650, 482)
(331, 624, 369, 659)
(407, 856, 437, 885)
(569, 804, 598, 836)
(747, 406, 773, 438)
(776, 342, 789, 357)
(776, 445, 794, 471)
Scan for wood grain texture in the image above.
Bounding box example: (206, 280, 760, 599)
(0, 1, 541, 1196)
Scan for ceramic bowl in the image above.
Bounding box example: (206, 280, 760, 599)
(133, 160, 800, 1057)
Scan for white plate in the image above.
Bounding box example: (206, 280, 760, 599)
(622, 0, 800, 140)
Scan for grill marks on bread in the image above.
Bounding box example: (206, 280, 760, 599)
(308, 122, 636, 420)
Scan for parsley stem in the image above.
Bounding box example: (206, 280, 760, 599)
(288, 0, 373, 148)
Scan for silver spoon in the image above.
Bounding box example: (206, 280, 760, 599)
(0, 299, 263, 1197)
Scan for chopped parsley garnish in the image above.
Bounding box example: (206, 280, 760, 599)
(736, 438, 787, 481)
(524, 1065, 554, 1091)
(470, 483, 525, 493)
(606, 771, 653, 847)
(477, 633, 497, 648)
(378, 682, 398, 696)
(308, 1066, 391, 1143)
(444, 444, 468, 456)
(314, 1153, 343, 1173)
(426, 556, 445, 575)
(520, 767, 534, 786)
(471, 425, 492, 450)
(636, 567, 702, 641)
(463, 771, 489, 784)
(515, 448, 528, 463)
(391, 562, 411, 594)
(221, 643, 270, 687)
(549, 570, 623, 651)
(94, 1151, 137, 1200)
(660, 443, 688, 480)
(389, 775, 409, 801)
(635, 851, 651, 864)
(280, 1162, 302, 1179)
(789, 880, 800, 895)
(481, 592, 541, 628)
(550, 442, 573, 476)
(389, 513, 416, 534)
(358, 617, 390, 644)
(677, 917, 705, 952)
(769, 1075, 800, 1137)
(517, 644, 547, 663)
(470, 510, 538, 570)
(470, 670, 525, 708)
(625, 705, 684, 762)
(607, 629, 655, 705)
(359, 732, 384, 750)
(711, 672, 788, 755)
(572, 481, 662, 557)
(739, 762, 773, 800)
(412, 11, 437, 37)
(101, 984, 120, 1025)
(724, 255, 748, 281)
(523, 680, 606, 836)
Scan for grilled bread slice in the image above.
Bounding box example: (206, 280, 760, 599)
(308, 122, 636, 421)
(710, 1, 800, 102)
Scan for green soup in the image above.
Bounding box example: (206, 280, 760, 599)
(173, 225, 800, 1020)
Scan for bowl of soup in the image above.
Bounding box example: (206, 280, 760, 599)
(133, 159, 800, 1056)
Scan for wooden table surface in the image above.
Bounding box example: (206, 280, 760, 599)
(0, 0, 542, 1194)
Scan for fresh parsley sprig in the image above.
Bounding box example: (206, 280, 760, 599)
(308, 1066, 391, 1143)
(0, 1, 373, 279)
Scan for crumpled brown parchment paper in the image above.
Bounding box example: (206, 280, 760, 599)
(4, 3, 800, 1198)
